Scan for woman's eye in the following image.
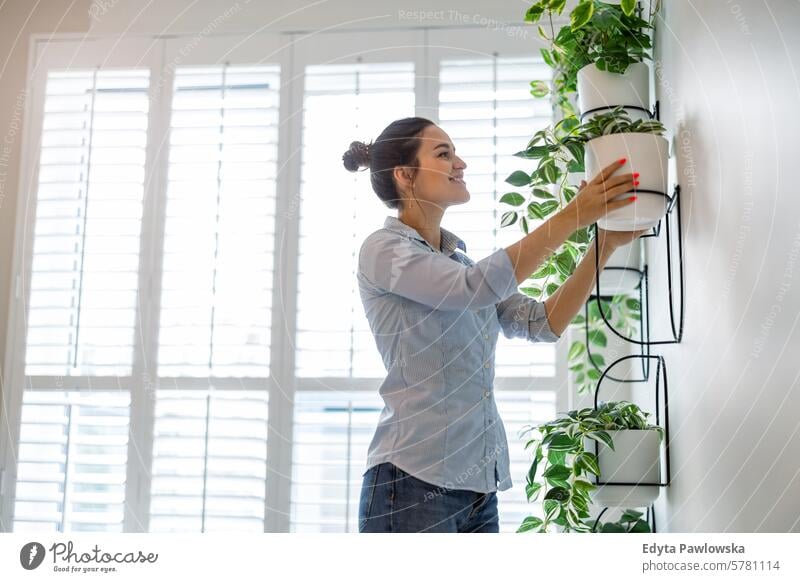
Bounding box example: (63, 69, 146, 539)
(439, 152, 449, 158)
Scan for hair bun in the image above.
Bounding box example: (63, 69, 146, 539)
(342, 140, 371, 172)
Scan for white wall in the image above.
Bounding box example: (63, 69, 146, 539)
(651, 0, 800, 532)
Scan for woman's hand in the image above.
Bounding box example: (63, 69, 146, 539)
(596, 226, 650, 255)
(575, 177, 649, 255)
(559, 159, 638, 231)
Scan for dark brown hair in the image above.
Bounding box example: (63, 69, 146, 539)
(342, 117, 435, 209)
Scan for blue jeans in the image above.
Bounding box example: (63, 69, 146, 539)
(358, 462, 499, 533)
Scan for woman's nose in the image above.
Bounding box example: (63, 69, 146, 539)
(455, 155, 467, 169)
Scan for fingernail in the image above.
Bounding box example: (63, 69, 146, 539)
(634, 181, 640, 186)
(618, 158, 626, 164)
(633, 172, 640, 178)
(628, 196, 638, 201)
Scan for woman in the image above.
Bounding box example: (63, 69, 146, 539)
(343, 117, 644, 533)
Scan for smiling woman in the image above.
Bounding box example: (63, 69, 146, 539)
(344, 117, 644, 533)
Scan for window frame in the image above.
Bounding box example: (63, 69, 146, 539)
(1, 27, 567, 533)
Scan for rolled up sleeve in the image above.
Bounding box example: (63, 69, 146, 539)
(496, 292, 560, 343)
(358, 232, 519, 310)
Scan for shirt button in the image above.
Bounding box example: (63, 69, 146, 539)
(483, 390, 490, 398)
(483, 333, 489, 340)
(483, 362, 490, 369)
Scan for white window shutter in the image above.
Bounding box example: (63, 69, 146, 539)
(149, 390, 269, 532)
(13, 391, 131, 532)
(25, 69, 150, 377)
(158, 65, 280, 378)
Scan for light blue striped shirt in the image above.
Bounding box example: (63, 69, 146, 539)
(357, 215, 560, 493)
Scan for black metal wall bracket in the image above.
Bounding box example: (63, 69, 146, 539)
(587, 354, 672, 533)
(591, 183, 684, 346)
(591, 354, 671, 487)
(579, 99, 660, 123)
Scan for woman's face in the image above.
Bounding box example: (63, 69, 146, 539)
(398, 124, 469, 209)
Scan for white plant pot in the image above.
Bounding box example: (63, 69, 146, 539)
(585, 132, 670, 231)
(567, 171, 585, 188)
(577, 62, 650, 123)
(594, 239, 643, 295)
(582, 429, 662, 507)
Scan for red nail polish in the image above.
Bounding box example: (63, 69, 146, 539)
(634, 181, 640, 186)
(633, 172, 640, 178)
(618, 158, 626, 164)
(628, 196, 638, 201)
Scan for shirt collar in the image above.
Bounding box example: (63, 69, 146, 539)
(383, 215, 467, 254)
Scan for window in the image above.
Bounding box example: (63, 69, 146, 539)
(3, 32, 561, 533)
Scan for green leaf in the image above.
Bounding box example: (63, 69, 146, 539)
(629, 519, 651, 533)
(500, 211, 518, 228)
(575, 452, 600, 476)
(524, 4, 545, 23)
(589, 353, 605, 367)
(546, 282, 559, 296)
(586, 368, 601, 381)
(570, 1, 594, 30)
(499, 192, 525, 206)
(572, 478, 596, 493)
(546, 433, 576, 451)
(586, 430, 615, 451)
(621, 0, 637, 17)
(540, 48, 554, 68)
(543, 499, 560, 521)
(520, 216, 530, 234)
(505, 170, 532, 187)
(532, 187, 554, 200)
(527, 453, 541, 483)
(620, 509, 644, 522)
(555, 252, 576, 277)
(517, 515, 543, 532)
(530, 80, 549, 98)
(543, 486, 570, 502)
(568, 341, 585, 360)
(514, 145, 550, 159)
(601, 522, 626, 533)
(541, 161, 559, 184)
(525, 482, 542, 501)
(546, 449, 567, 467)
(588, 329, 607, 347)
(521, 286, 542, 298)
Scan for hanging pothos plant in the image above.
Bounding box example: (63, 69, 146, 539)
(525, 0, 660, 119)
(517, 400, 663, 533)
(500, 106, 664, 296)
(568, 294, 641, 396)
